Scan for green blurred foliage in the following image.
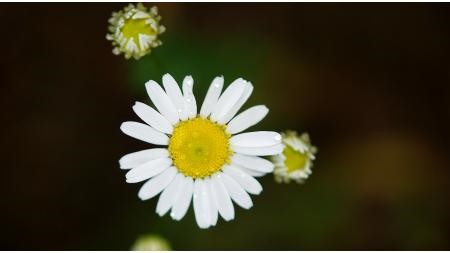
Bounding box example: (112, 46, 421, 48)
(127, 30, 270, 98)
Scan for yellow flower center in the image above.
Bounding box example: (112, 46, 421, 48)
(121, 18, 156, 49)
(168, 117, 232, 179)
(283, 145, 309, 172)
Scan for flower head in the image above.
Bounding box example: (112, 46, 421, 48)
(106, 3, 165, 60)
(119, 74, 282, 228)
(131, 234, 171, 251)
(272, 131, 317, 184)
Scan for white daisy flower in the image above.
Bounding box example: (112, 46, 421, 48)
(272, 131, 317, 184)
(106, 3, 166, 60)
(119, 74, 283, 228)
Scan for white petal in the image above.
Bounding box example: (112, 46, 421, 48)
(226, 105, 269, 134)
(205, 178, 219, 226)
(231, 153, 274, 173)
(200, 180, 213, 227)
(182, 75, 197, 119)
(120, 121, 169, 145)
(119, 148, 169, 170)
(239, 167, 266, 177)
(133, 11, 150, 19)
(200, 76, 224, 117)
(170, 176, 193, 221)
(218, 81, 253, 124)
(232, 143, 284, 156)
(126, 157, 172, 183)
(218, 172, 253, 209)
(193, 180, 210, 229)
(162, 74, 187, 120)
(223, 165, 262, 195)
(138, 166, 177, 201)
(156, 173, 184, 216)
(210, 78, 247, 122)
(230, 131, 281, 148)
(145, 80, 179, 124)
(126, 39, 137, 53)
(133, 102, 173, 134)
(210, 174, 235, 221)
(138, 34, 151, 51)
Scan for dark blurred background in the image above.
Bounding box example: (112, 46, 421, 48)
(1, 3, 450, 250)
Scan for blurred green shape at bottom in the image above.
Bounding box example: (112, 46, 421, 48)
(131, 234, 172, 251)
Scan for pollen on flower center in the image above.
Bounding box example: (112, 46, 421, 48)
(168, 117, 232, 179)
(121, 18, 156, 49)
(283, 145, 308, 172)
